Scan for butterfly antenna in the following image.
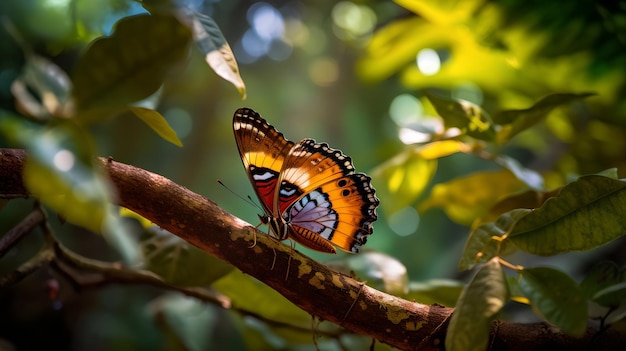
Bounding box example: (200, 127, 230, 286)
(216, 179, 264, 212)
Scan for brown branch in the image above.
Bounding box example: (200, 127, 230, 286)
(1, 148, 625, 351)
(0, 206, 45, 258)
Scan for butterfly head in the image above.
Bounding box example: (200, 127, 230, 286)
(259, 214, 289, 241)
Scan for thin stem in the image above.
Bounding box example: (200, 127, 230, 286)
(0, 206, 45, 258)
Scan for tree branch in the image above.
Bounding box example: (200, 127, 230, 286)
(1, 148, 624, 351)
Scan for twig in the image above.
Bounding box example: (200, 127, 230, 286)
(0, 206, 45, 258)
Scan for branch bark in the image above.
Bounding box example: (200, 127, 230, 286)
(1, 148, 624, 351)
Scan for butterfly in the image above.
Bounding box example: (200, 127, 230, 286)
(233, 108, 379, 254)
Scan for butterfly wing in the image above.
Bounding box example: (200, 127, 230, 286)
(233, 108, 294, 217)
(233, 107, 379, 254)
(280, 140, 379, 253)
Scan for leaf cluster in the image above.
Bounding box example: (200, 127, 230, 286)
(0, 4, 244, 262)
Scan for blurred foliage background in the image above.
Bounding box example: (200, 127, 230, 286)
(1, 0, 626, 350)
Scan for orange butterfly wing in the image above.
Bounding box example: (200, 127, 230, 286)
(233, 108, 294, 217)
(280, 140, 378, 253)
(233, 108, 379, 253)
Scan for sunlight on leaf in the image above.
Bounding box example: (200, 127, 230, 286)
(179, 10, 246, 99)
(129, 107, 182, 147)
(356, 17, 430, 82)
(507, 276, 529, 305)
(416, 140, 471, 160)
(519, 267, 587, 336)
(424, 90, 495, 140)
(395, 0, 483, 26)
(510, 175, 626, 255)
(72, 14, 192, 116)
(459, 209, 527, 271)
(328, 252, 408, 295)
(0, 113, 140, 263)
(120, 207, 153, 228)
(372, 148, 437, 215)
(446, 258, 508, 351)
(495, 93, 595, 143)
(420, 169, 525, 226)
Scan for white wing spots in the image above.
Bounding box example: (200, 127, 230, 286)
(251, 168, 275, 181)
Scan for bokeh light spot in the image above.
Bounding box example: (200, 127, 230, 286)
(416, 48, 441, 76)
(389, 94, 423, 126)
(388, 207, 420, 237)
(53, 149, 75, 172)
(309, 58, 339, 86)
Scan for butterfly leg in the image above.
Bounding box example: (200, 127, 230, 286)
(270, 247, 277, 271)
(342, 281, 366, 325)
(248, 223, 264, 248)
(284, 240, 297, 281)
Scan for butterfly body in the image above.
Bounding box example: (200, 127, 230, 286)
(233, 108, 379, 253)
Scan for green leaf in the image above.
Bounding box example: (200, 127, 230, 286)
(518, 267, 587, 336)
(510, 175, 626, 255)
(140, 228, 233, 286)
(580, 261, 626, 307)
(213, 270, 310, 325)
(459, 209, 527, 270)
(153, 294, 217, 351)
(485, 188, 560, 224)
(446, 258, 508, 351)
(180, 10, 246, 99)
(129, 107, 182, 147)
(592, 282, 626, 307)
(72, 14, 192, 116)
(419, 169, 525, 226)
(495, 93, 595, 142)
(371, 148, 437, 215)
(404, 279, 464, 307)
(0, 113, 140, 264)
(424, 90, 496, 141)
(327, 252, 408, 295)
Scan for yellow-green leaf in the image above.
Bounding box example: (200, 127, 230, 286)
(372, 148, 437, 215)
(415, 140, 471, 160)
(510, 175, 626, 255)
(182, 10, 246, 99)
(459, 209, 527, 271)
(419, 169, 525, 225)
(405, 279, 464, 307)
(0, 113, 140, 263)
(495, 93, 595, 143)
(130, 107, 182, 147)
(328, 252, 408, 295)
(446, 258, 508, 351)
(424, 90, 496, 140)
